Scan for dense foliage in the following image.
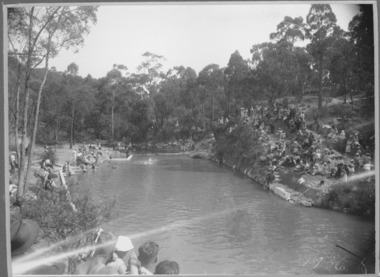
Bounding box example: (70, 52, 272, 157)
(19, 186, 116, 240)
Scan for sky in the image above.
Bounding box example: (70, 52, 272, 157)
(48, 3, 361, 79)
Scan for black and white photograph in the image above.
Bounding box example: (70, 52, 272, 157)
(5, 1, 377, 275)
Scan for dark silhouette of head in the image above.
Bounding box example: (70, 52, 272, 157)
(138, 241, 159, 266)
(154, 260, 179, 274)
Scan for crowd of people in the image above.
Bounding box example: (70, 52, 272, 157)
(232, 102, 375, 188)
(11, 218, 180, 275)
(73, 142, 103, 171)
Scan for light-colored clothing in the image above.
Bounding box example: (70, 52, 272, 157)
(345, 142, 351, 154)
(363, 163, 372, 171)
(139, 266, 153, 275)
(107, 257, 127, 274)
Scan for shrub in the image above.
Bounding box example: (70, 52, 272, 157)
(213, 124, 265, 168)
(323, 180, 375, 216)
(20, 186, 116, 240)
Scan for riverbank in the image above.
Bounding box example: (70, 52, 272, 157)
(10, 143, 119, 275)
(188, 126, 375, 272)
(189, 120, 375, 217)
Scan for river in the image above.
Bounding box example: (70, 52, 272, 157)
(77, 154, 374, 274)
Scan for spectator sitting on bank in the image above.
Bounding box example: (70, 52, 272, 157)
(322, 162, 330, 175)
(329, 166, 338, 178)
(62, 162, 74, 176)
(288, 119, 296, 133)
(282, 155, 296, 167)
(310, 162, 323, 176)
(9, 183, 18, 198)
(44, 168, 58, 190)
(155, 260, 180, 275)
(313, 148, 322, 162)
(341, 170, 348, 183)
(363, 159, 373, 172)
(339, 130, 346, 140)
(301, 160, 311, 174)
(41, 158, 53, 170)
(353, 153, 362, 170)
(138, 241, 160, 275)
(328, 125, 338, 139)
(345, 136, 352, 156)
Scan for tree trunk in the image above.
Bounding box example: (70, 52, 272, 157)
(17, 8, 35, 201)
(14, 62, 22, 164)
(24, 53, 50, 190)
(111, 90, 114, 142)
(299, 80, 304, 103)
(70, 104, 75, 149)
(317, 59, 323, 110)
(210, 89, 214, 126)
(226, 88, 231, 118)
(342, 76, 347, 104)
(55, 116, 60, 150)
(349, 87, 354, 106)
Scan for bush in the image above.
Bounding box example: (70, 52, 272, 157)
(20, 186, 116, 240)
(323, 180, 375, 216)
(213, 124, 265, 168)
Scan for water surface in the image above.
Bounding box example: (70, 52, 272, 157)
(77, 155, 374, 274)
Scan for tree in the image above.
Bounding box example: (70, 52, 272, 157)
(175, 67, 199, 135)
(37, 70, 68, 146)
(305, 4, 337, 111)
(105, 64, 128, 142)
(135, 52, 166, 96)
(251, 41, 306, 107)
(8, 6, 98, 201)
(198, 64, 224, 126)
(329, 27, 355, 104)
(61, 64, 97, 148)
(270, 16, 305, 44)
(349, 4, 374, 114)
(224, 51, 249, 118)
(270, 16, 311, 102)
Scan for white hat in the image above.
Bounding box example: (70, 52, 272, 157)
(115, 236, 133, 252)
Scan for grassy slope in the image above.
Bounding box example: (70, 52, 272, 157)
(207, 96, 375, 217)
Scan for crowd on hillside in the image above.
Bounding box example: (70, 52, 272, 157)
(11, 218, 180, 275)
(227, 102, 375, 187)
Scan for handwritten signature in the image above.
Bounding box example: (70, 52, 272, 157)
(292, 255, 348, 273)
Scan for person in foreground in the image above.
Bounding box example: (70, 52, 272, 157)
(107, 235, 139, 274)
(137, 241, 160, 275)
(75, 235, 139, 275)
(154, 260, 180, 274)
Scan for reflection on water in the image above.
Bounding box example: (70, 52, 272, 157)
(77, 155, 374, 274)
